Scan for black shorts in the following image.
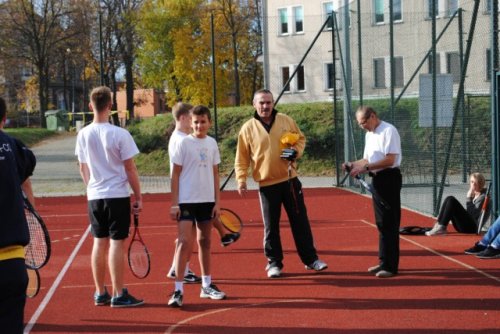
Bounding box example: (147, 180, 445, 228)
(88, 197, 131, 240)
(178, 202, 215, 224)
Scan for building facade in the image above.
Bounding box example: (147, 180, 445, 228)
(262, 0, 494, 104)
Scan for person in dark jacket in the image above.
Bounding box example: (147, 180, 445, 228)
(0, 97, 36, 333)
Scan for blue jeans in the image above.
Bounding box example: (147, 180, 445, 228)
(480, 216, 500, 249)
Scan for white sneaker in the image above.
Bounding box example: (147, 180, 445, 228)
(305, 259, 328, 271)
(267, 266, 282, 278)
(425, 223, 447, 236)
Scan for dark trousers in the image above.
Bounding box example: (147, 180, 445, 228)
(0, 258, 28, 334)
(437, 196, 477, 233)
(258, 178, 318, 268)
(372, 168, 402, 274)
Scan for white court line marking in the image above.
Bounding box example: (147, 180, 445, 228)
(23, 225, 91, 334)
(164, 299, 311, 334)
(359, 219, 500, 283)
(42, 213, 88, 218)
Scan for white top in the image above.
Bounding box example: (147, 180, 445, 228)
(168, 129, 188, 177)
(75, 122, 139, 200)
(363, 120, 402, 172)
(172, 135, 220, 203)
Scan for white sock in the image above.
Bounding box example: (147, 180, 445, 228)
(201, 275, 211, 288)
(185, 262, 190, 275)
(175, 281, 184, 293)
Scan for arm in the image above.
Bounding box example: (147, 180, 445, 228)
(345, 154, 397, 177)
(21, 178, 35, 206)
(170, 164, 182, 220)
(78, 162, 90, 185)
(124, 158, 142, 212)
(235, 130, 250, 196)
(212, 164, 220, 218)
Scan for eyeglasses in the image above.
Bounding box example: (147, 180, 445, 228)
(358, 113, 371, 126)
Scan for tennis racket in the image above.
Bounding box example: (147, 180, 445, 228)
(26, 267, 41, 298)
(24, 196, 51, 270)
(127, 213, 151, 279)
(219, 208, 243, 233)
(477, 182, 492, 235)
(344, 164, 391, 210)
(220, 168, 235, 191)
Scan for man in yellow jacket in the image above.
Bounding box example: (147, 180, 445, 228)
(235, 89, 327, 278)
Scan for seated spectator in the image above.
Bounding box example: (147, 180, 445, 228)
(426, 172, 489, 236)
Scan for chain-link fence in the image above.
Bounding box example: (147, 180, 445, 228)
(261, 0, 497, 217)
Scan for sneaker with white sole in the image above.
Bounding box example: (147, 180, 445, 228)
(425, 223, 447, 236)
(464, 242, 487, 255)
(110, 288, 144, 308)
(267, 266, 282, 278)
(200, 284, 226, 300)
(168, 290, 183, 307)
(221, 232, 240, 247)
(167, 269, 201, 284)
(476, 247, 500, 259)
(305, 259, 328, 271)
(94, 288, 111, 306)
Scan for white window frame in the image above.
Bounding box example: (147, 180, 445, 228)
(446, 51, 461, 83)
(373, 0, 403, 25)
(373, 56, 404, 88)
(280, 64, 306, 93)
(277, 6, 304, 36)
(278, 7, 289, 35)
(426, 0, 459, 18)
(373, 58, 386, 88)
(322, 1, 334, 30)
(324, 61, 343, 91)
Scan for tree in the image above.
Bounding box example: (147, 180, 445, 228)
(0, 0, 82, 127)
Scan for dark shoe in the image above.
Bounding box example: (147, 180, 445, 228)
(168, 290, 183, 307)
(110, 288, 144, 308)
(464, 242, 487, 255)
(476, 247, 500, 259)
(167, 269, 201, 283)
(221, 232, 240, 247)
(94, 288, 111, 306)
(375, 270, 395, 278)
(368, 265, 382, 273)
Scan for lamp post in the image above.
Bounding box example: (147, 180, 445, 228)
(66, 48, 76, 127)
(98, 5, 104, 85)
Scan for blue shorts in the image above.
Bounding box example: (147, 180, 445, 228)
(88, 197, 130, 240)
(178, 202, 215, 224)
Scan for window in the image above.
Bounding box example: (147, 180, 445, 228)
(428, 53, 442, 74)
(427, 0, 438, 18)
(281, 66, 290, 92)
(374, 0, 402, 24)
(323, 2, 334, 30)
(374, 58, 386, 88)
(325, 62, 342, 90)
(374, 0, 384, 24)
(446, 52, 461, 83)
(296, 65, 305, 91)
(447, 0, 458, 16)
(280, 65, 305, 92)
(293, 6, 304, 33)
(394, 56, 404, 87)
(278, 8, 288, 35)
(278, 6, 304, 35)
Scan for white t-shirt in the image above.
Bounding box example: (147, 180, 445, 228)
(172, 135, 220, 203)
(75, 122, 139, 200)
(168, 129, 188, 177)
(363, 120, 402, 172)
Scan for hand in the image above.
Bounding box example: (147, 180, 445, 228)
(170, 205, 180, 221)
(238, 182, 247, 197)
(280, 148, 297, 161)
(132, 200, 142, 215)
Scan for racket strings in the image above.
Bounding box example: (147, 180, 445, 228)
(128, 240, 150, 278)
(25, 210, 49, 268)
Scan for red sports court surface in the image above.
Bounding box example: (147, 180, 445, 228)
(24, 188, 499, 333)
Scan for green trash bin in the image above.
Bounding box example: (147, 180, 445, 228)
(45, 110, 69, 131)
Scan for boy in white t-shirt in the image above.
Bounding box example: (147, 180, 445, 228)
(75, 86, 144, 307)
(166, 103, 240, 284)
(168, 105, 226, 307)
